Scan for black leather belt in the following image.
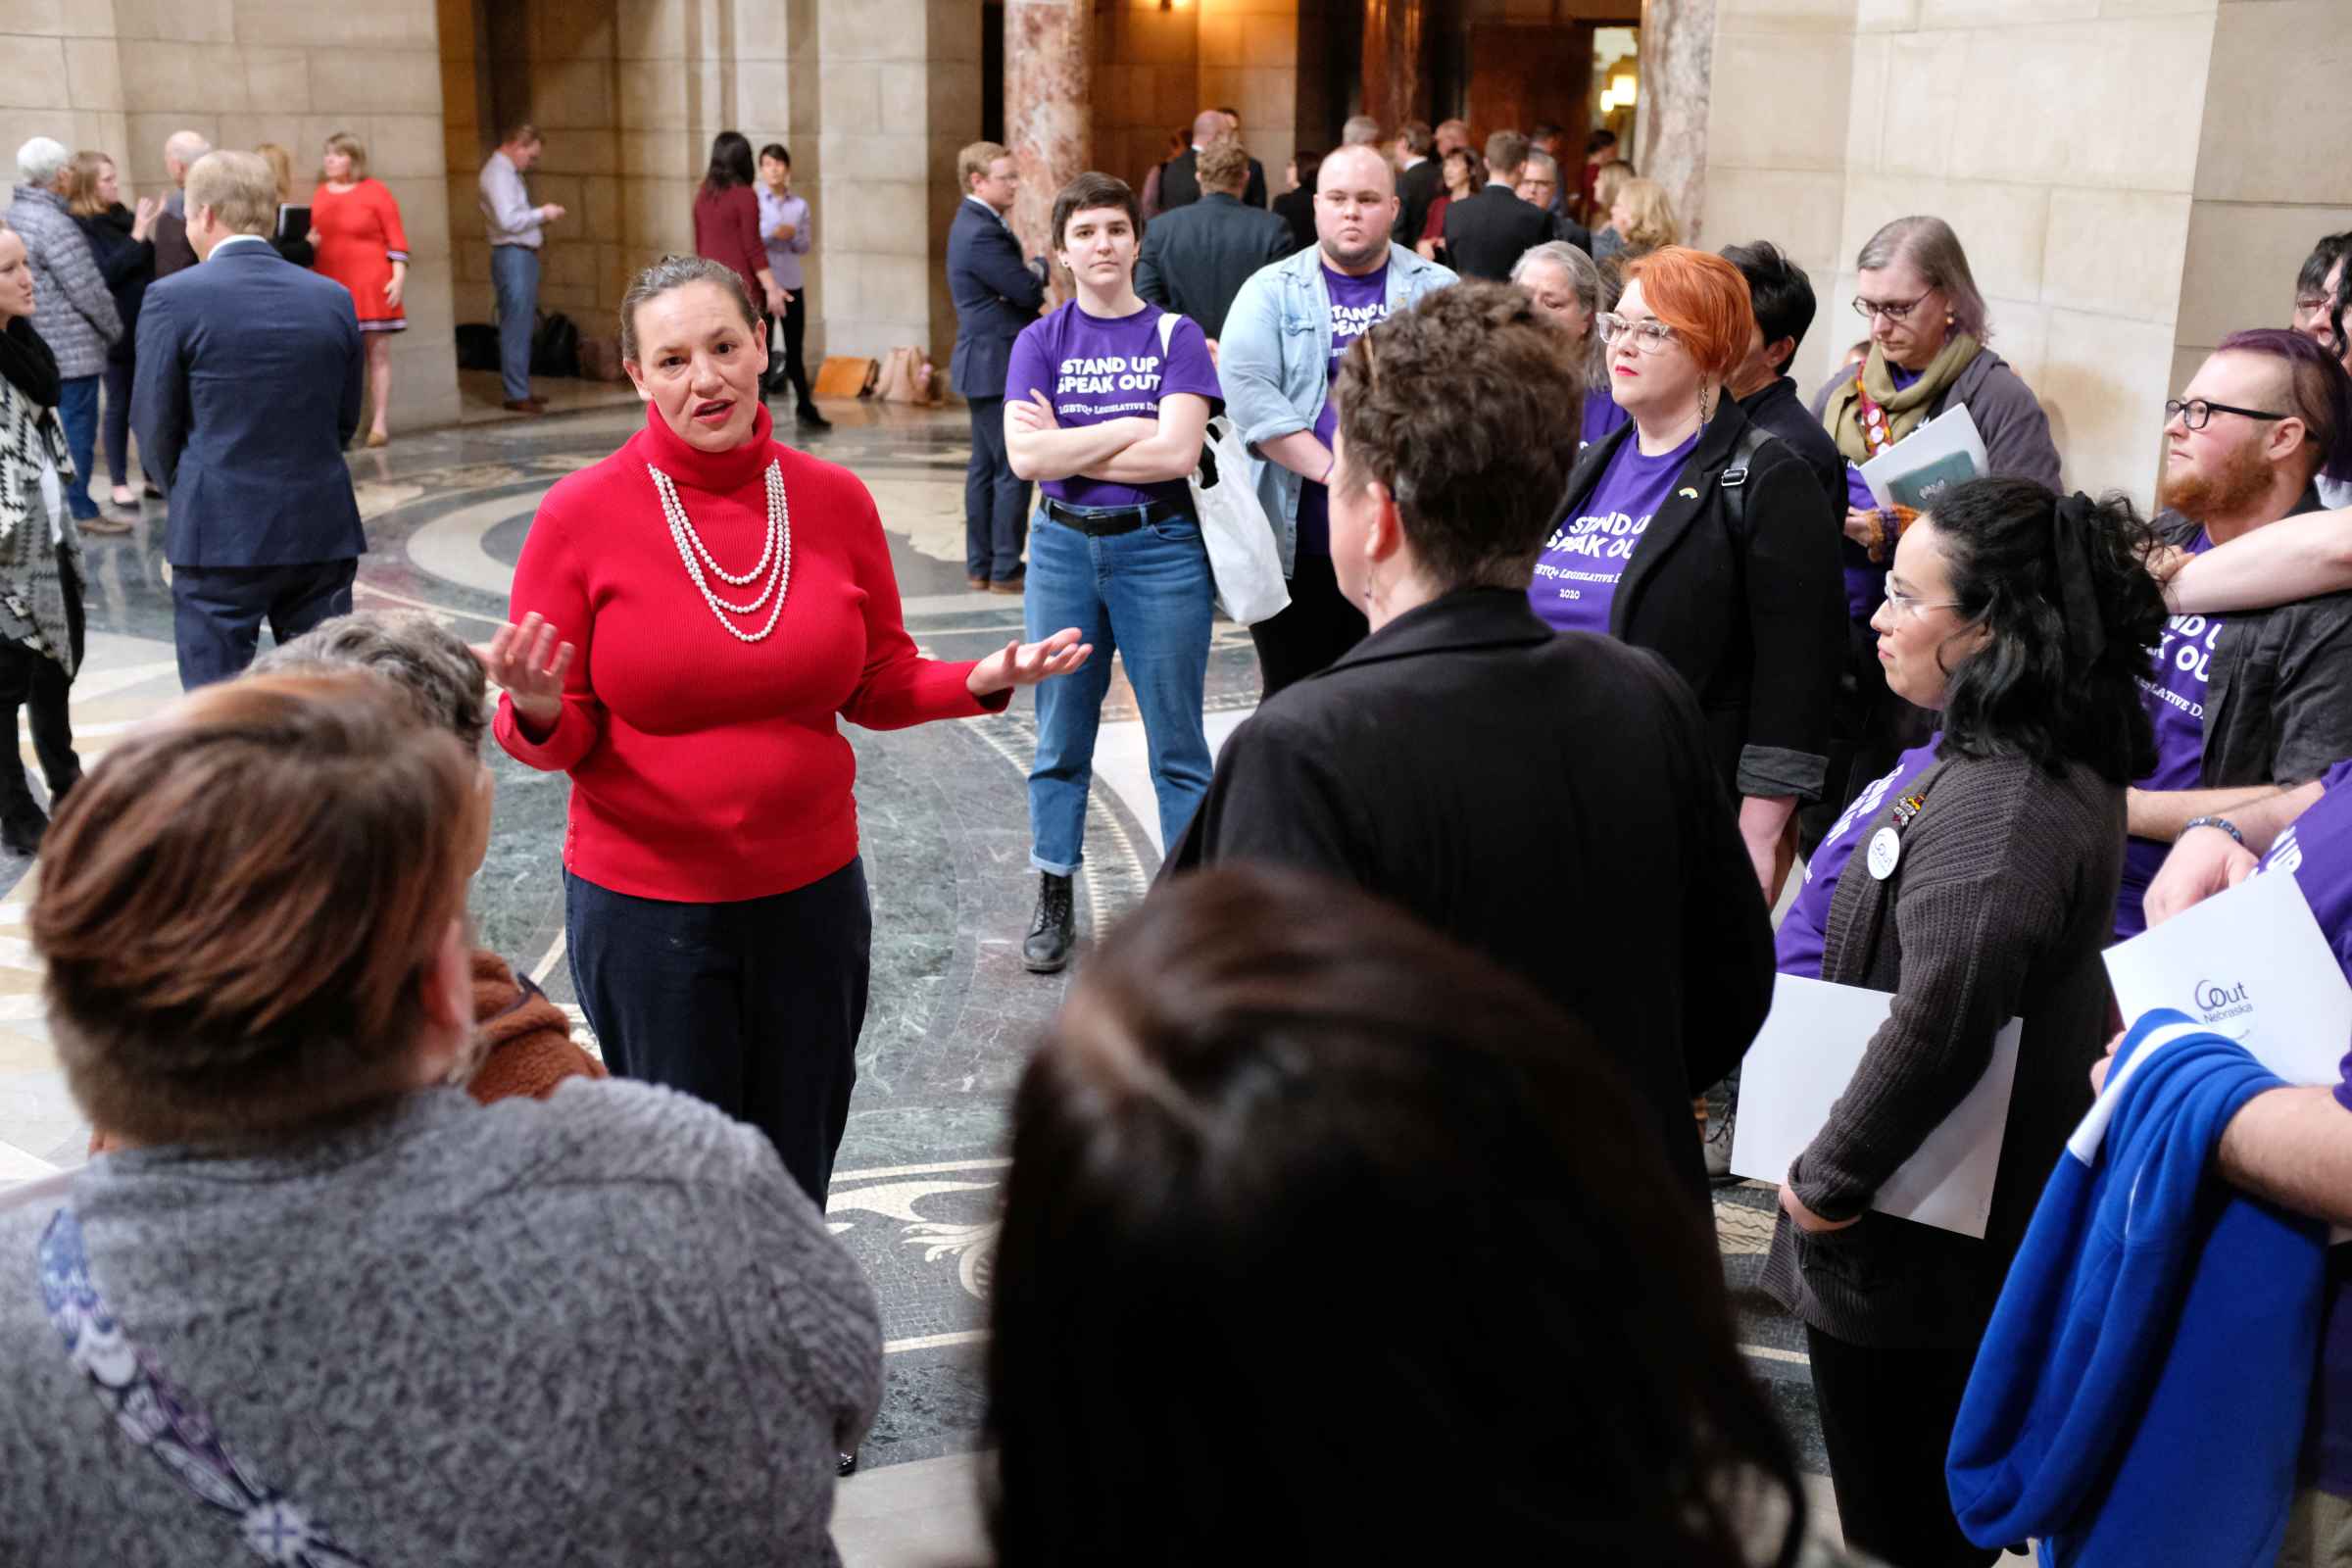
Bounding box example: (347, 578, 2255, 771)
(1042, 497, 1184, 535)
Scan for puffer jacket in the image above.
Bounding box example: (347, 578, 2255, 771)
(4, 186, 119, 378)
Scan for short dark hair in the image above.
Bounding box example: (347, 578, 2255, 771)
(759, 142, 791, 168)
(2298, 231, 2349, 301)
(1719, 240, 1817, 373)
(2216, 326, 2352, 485)
(1530, 121, 1563, 141)
(702, 128, 755, 193)
(1293, 147, 1323, 189)
(503, 122, 541, 147)
(34, 673, 475, 1146)
(1484, 129, 1530, 179)
(1331, 281, 1584, 590)
(1586, 128, 1619, 155)
(1926, 479, 2168, 784)
(987, 862, 1809, 1566)
(1396, 120, 1433, 156)
(1050, 172, 1143, 252)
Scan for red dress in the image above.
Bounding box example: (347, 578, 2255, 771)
(311, 177, 409, 330)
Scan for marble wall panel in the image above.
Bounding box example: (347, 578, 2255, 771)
(2191, 0, 2352, 208)
(1700, 168, 1846, 272)
(0, 33, 73, 110)
(1637, 0, 1717, 244)
(1947, 16, 2210, 191)
(1703, 28, 1850, 173)
(2040, 187, 2192, 325)
(114, 0, 232, 42)
(63, 36, 122, 111)
(2176, 200, 2352, 352)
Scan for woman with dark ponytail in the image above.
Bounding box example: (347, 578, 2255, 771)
(1760, 475, 2168, 1568)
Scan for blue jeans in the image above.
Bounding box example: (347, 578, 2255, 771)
(55, 375, 98, 519)
(490, 245, 539, 402)
(1024, 506, 1214, 874)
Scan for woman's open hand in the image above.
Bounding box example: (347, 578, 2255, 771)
(967, 627, 1093, 698)
(473, 612, 574, 734)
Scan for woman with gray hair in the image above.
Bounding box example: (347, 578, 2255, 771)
(1512, 239, 1627, 453)
(1813, 214, 2062, 791)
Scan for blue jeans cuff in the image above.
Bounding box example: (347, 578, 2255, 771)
(1029, 852, 1081, 877)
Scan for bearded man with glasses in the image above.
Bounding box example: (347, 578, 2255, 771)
(2106, 328, 2352, 937)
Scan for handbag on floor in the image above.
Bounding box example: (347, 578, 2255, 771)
(813, 356, 876, 399)
(1157, 313, 1289, 626)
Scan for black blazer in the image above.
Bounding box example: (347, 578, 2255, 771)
(947, 198, 1044, 399)
(1393, 157, 1444, 245)
(1566, 404, 1844, 803)
(1443, 184, 1553, 281)
(1156, 147, 1269, 212)
(131, 240, 364, 569)
(1549, 212, 1594, 254)
(1271, 186, 1315, 253)
(1163, 588, 1776, 1204)
(1134, 193, 1296, 339)
(1737, 374, 1842, 546)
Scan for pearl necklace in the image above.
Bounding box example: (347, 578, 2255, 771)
(648, 458, 791, 643)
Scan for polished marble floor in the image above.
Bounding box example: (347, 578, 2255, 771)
(0, 388, 1831, 1503)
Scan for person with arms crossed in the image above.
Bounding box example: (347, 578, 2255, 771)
(132, 151, 363, 690)
(1219, 143, 1455, 696)
(949, 140, 1046, 594)
(1002, 172, 1219, 974)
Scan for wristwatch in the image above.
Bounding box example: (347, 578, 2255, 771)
(2181, 815, 2247, 849)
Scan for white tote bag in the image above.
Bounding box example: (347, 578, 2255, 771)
(1158, 314, 1290, 626)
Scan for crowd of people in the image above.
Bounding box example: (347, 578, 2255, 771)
(5, 95, 2352, 1568)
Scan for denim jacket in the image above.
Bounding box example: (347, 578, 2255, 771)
(1216, 242, 1456, 573)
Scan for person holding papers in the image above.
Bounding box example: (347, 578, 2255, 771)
(1812, 216, 2063, 804)
(2139, 765, 2352, 1562)
(1758, 475, 2168, 1568)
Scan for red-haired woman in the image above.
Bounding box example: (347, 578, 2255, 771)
(1534, 244, 1843, 897)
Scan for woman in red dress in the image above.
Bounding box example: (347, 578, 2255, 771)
(310, 131, 408, 448)
(693, 131, 785, 341)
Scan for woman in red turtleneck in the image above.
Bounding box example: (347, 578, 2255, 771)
(479, 255, 1089, 1206)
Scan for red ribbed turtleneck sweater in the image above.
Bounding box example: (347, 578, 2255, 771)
(494, 403, 1008, 902)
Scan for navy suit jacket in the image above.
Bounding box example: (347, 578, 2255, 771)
(948, 200, 1044, 400)
(131, 239, 365, 568)
(1134, 193, 1297, 339)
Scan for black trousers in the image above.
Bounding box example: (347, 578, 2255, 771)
(100, 359, 133, 490)
(765, 293, 813, 408)
(1804, 1325, 1998, 1568)
(1247, 551, 1368, 699)
(565, 858, 872, 1207)
(963, 394, 1030, 582)
(172, 558, 357, 690)
(0, 548, 82, 816)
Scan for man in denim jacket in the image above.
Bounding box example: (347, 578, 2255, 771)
(1217, 144, 1455, 694)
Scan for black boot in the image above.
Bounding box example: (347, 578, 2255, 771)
(796, 401, 833, 430)
(1022, 872, 1075, 973)
(0, 798, 45, 858)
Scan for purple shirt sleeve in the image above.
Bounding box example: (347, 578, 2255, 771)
(1155, 312, 1222, 409)
(1004, 318, 1052, 407)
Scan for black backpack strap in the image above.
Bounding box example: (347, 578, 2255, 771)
(1717, 420, 1774, 538)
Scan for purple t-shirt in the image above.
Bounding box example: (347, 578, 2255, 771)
(2251, 759, 2352, 1495)
(1580, 391, 1631, 453)
(2115, 532, 2223, 939)
(1004, 299, 1221, 511)
(1776, 734, 1943, 978)
(1836, 362, 1922, 622)
(1294, 263, 1391, 556)
(1529, 428, 1699, 637)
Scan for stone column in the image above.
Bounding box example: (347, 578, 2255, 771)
(1636, 0, 1714, 248)
(1004, 0, 1089, 265)
(1360, 0, 1426, 135)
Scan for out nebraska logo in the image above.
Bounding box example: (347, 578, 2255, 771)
(2192, 977, 2254, 1025)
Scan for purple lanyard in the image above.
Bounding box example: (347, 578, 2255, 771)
(37, 1206, 372, 1567)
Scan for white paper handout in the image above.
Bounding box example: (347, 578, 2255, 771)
(2103, 867, 2352, 1088)
(1730, 972, 2024, 1240)
(1858, 405, 1990, 512)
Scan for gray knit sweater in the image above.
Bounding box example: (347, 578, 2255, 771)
(1760, 750, 2123, 1348)
(0, 1080, 881, 1565)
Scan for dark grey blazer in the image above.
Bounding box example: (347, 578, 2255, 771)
(1163, 587, 1777, 1208)
(1134, 193, 1297, 339)
(1442, 184, 1553, 281)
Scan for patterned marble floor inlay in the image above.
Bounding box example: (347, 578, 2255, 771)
(0, 396, 1826, 1476)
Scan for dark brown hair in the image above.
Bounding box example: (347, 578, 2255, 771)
(33, 673, 475, 1145)
(1050, 172, 1143, 253)
(1331, 280, 1586, 588)
(987, 863, 1806, 1566)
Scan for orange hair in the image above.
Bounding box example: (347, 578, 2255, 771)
(1622, 246, 1756, 382)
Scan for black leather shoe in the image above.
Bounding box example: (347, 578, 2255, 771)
(0, 807, 47, 858)
(796, 403, 833, 430)
(837, 1449, 858, 1478)
(1022, 872, 1075, 973)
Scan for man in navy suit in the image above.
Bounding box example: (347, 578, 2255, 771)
(948, 140, 1046, 592)
(132, 150, 365, 689)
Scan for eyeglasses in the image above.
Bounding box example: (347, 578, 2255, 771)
(1595, 314, 1677, 353)
(1883, 585, 1963, 619)
(2165, 398, 2294, 431)
(1853, 293, 1932, 322)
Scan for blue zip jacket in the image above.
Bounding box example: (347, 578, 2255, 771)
(1946, 1009, 2327, 1566)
